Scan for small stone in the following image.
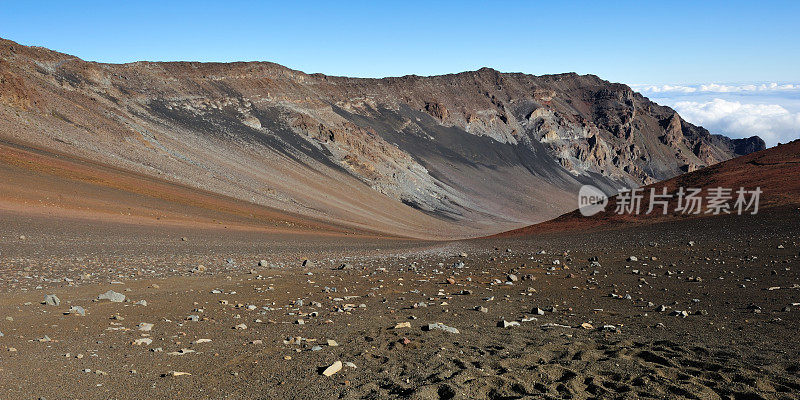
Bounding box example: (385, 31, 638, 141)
(164, 371, 191, 377)
(580, 322, 594, 330)
(627, 256, 638, 262)
(44, 294, 60, 306)
(601, 324, 620, 332)
(134, 300, 147, 306)
(499, 320, 520, 328)
(133, 338, 153, 346)
(475, 306, 488, 313)
(194, 339, 212, 344)
(393, 322, 411, 329)
(98, 290, 126, 303)
(670, 310, 689, 318)
(138, 323, 154, 331)
(68, 306, 86, 316)
(426, 322, 459, 334)
(322, 361, 343, 377)
(507, 274, 518, 282)
(326, 339, 338, 347)
(532, 307, 545, 315)
(234, 324, 248, 330)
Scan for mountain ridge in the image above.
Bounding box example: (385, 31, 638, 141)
(0, 37, 765, 238)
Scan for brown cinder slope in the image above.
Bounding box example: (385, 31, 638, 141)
(0, 137, 382, 237)
(0, 37, 764, 238)
(495, 139, 800, 237)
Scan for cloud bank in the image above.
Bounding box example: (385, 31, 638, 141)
(632, 82, 800, 94)
(629, 82, 800, 147)
(672, 99, 800, 147)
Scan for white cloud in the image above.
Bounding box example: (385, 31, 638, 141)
(672, 98, 800, 147)
(632, 82, 800, 94)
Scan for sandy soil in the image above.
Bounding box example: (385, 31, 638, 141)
(1, 204, 798, 399)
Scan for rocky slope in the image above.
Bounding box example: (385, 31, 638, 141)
(0, 38, 765, 238)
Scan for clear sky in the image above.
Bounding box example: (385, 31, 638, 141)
(1, 0, 797, 83)
(1, 0, 798, 145)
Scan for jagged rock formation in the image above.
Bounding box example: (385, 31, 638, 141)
(0, 38, 764, 238)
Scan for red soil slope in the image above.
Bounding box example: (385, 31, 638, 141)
(495, 139, 800, 237)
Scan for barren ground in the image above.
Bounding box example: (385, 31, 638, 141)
(1, 205, 798, 399)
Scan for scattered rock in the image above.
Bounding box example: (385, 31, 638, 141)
(322, 361, 343, 377)
(98, 290, 126, 303)
(43, 294, 60, 306)
(163, 371, 191, 377)
(68, 306, 86, 316)
(426, 322, 459, 334)
(138, 323, 154, 331)
(499, 320, 520, 328)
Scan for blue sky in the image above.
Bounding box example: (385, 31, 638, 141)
(1, 0, 798, 145)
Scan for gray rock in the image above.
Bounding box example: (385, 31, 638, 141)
(670, 310, 689, 317)
(138, 323, 154, 331)
(601, 324, 620, 332)
(499, 320, 520, 328)
(44, 294, 60, 306)
(98, 290, 125, 303)
(69, 306, 86, 316)
(426, 322, 459, 334)
(532, 307, 545, 315)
